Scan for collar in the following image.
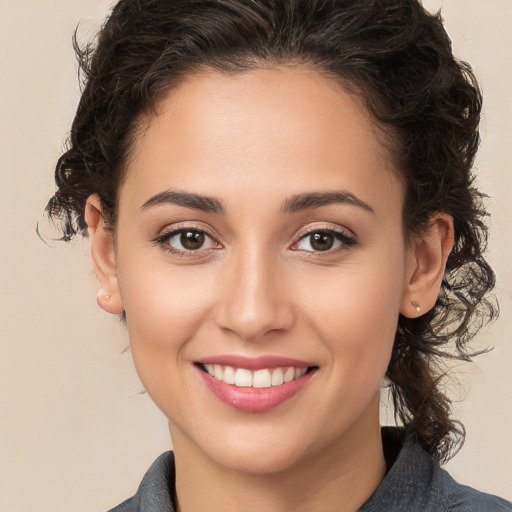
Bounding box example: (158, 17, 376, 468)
(109, 427, 511, 512)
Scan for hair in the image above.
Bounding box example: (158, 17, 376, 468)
(45, 0, 497, 463)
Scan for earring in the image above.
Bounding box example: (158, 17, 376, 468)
(97, 290, 111, 301)
(411, 301, 421, 313)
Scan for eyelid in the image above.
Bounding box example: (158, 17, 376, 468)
(293, 222, 355, 240)
(293, 223, 355, 242)
(156, 221, 220, 240)
(153, 223, 223, 256)
(290, 224, 357, 253)
(153, 222, 356, 257)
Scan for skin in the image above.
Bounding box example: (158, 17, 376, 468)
(85, 66, 454, 512)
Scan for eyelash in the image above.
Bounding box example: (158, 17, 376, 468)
(154, 225, 357, 259)
(154, 225, 220, 259)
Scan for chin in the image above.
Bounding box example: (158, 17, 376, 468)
(208, 439, 307, 476)
(171, 416, 313, 476)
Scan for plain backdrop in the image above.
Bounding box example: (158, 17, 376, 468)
(0, 0, 511, 510)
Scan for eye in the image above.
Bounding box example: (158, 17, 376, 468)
(292, 228, 356, 253)
(155, 227, 220, 257)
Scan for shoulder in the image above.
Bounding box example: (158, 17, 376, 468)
(434, 467, 512, 512)
(107, 497, 137, 512)
(360, 428, 512, 512)
(107, 451, 176, 512)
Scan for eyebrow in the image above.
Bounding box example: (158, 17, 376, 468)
(141, 190, 226, 214)
(140, 189, 374, 215)
(280, 191, 375, 215)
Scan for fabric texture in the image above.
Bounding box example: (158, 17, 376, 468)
(108, 427, 512, 512)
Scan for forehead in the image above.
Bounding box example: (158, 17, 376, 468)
(120, 66, 403, 215)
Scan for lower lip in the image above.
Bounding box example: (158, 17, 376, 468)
(197, 368, 316, 412)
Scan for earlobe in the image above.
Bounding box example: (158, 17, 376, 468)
(84, 194, 124, 314)
(400, 214, 454, 318)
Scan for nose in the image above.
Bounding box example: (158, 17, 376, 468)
(214, 246, 295, 342)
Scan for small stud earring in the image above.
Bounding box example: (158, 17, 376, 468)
(411, 301, 421, 313)
(97, 290, 111, 301)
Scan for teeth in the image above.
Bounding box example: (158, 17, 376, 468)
(294, 367, 307, 379)
(203, 364, 311, 387)
(253, 369, 272, 388)
(271, 368, 284, 386)
(223, 365, 236, 384)
(283, 367, 295, 383)
(234, 368, 253, 387)
(213, 364, 223, 380)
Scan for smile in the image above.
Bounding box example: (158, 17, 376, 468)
(202, 364, 309, 388)
(195, 357, 318, 412)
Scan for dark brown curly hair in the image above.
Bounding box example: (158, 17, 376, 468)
(45, 0, 497, 463)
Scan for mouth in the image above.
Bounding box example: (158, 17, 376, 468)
(194, 358, 318, 412)
(197, 363, 316, 388)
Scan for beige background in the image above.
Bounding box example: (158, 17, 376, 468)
(0, 0, 510, 510)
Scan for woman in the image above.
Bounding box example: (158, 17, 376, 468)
(45, 0, 511, 510)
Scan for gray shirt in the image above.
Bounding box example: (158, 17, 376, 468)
(108, 428, 511, 511)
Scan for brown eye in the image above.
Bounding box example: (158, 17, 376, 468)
(309, 232, 335, 251)
(180, 230, 206, 250)
(157, 228, 219, 255)
(293, 229, 356, 253)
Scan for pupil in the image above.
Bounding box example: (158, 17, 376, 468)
(311, 233, 334, 251)
(181, 231, 205, 250)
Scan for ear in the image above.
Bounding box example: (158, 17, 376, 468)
(84, 194, 124, 314)
(400, 213, 454, 318)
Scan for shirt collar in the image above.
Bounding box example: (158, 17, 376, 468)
(116, 427, 442, 512)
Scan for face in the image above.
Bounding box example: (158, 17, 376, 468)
(109, 67, 415, 474)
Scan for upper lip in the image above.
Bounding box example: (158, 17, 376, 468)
(196, 354, 314, 371)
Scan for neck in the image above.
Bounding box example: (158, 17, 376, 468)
(170, 399, 387, 512)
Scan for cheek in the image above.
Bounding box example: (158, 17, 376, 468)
(300, 250, 405, 381)
(117, 267, 218, 419)
(120, 256, 213, 335)
(116, 256, 218, 385)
